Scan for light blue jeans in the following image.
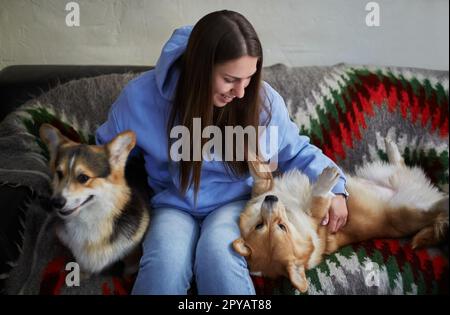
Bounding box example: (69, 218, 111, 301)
(131, 200, 256, 295)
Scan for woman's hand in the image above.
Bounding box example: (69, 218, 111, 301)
(321, 194, 348, 233)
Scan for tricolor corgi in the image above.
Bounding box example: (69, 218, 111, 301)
(39, 124, 150, 276)
(233, 139, 448, 293)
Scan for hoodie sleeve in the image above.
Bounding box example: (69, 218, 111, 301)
(95, 87, 142, 157)
(262, 82, 348, 196)
(95, 91, 124, 145)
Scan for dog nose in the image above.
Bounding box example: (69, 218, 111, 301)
(51, 196, 67, 209)
(262, 195, 278, 219)
(264, 195, 278, 203)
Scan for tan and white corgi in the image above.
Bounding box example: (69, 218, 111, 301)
(233, 139, 448, 293)
(39, 124, 150, 276)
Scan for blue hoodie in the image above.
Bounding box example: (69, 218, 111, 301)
(95, 26, 348, 216)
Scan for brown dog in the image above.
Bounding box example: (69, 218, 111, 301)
(233, 139, 448, 292)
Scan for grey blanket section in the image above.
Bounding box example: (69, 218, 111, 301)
(5, 202, 51, 295)
(5, 205, 109, 295)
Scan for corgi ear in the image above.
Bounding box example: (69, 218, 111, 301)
(232, 238, 251, 257)
(247, 151, 273, 198)
(287, 261, 308, 293)
(39, 123, 71, 158)
(106, 131, 136, 167)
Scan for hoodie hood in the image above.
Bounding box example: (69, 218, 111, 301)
(155, 25, 193, 101)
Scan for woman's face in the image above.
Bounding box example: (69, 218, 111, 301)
(212, 55, 258, 107)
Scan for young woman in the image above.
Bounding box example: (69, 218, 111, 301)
(96, 10, 348, 295)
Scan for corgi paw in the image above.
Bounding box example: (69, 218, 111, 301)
(313, 167, 340, 197)
(385, 138, 404, 166)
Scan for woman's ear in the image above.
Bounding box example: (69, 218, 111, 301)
(232, 238, 252, 257)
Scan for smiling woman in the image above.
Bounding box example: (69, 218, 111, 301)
(167, 11, 267, 198)
(95, 10, 350, 295)
(212, 56, 258, 107)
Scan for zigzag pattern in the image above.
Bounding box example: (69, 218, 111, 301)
(297, 68, 449, 188)
(300, 68, 449, 162)
(252, 239, 448, 295)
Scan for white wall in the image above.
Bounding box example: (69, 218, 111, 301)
(0, 0, 448, 71)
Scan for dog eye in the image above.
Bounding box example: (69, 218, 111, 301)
(77, 174, 90, 184)
(255, 223, 264, 230)
(278, 224, 287, 231)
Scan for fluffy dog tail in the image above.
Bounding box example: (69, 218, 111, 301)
(411, 196, 449, 249)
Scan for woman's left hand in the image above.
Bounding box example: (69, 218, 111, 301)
(321, 194, 348, 233)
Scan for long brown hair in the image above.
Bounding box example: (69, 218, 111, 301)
(167, 10, 271, 198)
